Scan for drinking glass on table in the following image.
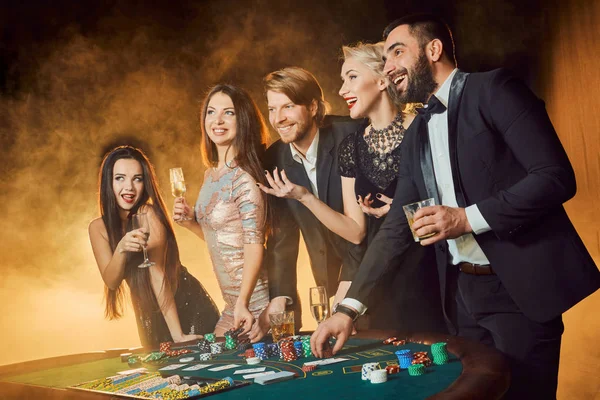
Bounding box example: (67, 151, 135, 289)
(269, 311, 295, 342)
(131, 213, 155, 268)
(169, 167, 192, 221)
(402, 198, 436, 242)
(309, 286, 329, 324)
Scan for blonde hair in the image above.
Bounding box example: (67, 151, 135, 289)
(263, 67, 330, 126)
(342, 42, 387, 81)
(342, 41, 416, 112)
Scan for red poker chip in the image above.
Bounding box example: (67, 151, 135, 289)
(383, 337, 398, 345)
(392, 340, 406, 346)
(302, 364, 317, 372)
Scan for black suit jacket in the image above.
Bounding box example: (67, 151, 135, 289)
(264, 116, 366, 305)
(347, 69, 600, 324)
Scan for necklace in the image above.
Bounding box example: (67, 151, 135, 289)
(364, 112, 405, 171)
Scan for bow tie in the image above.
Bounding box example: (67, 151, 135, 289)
(416, 96, 447, 122)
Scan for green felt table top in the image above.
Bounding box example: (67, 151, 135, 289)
(2, 339, 462, 400)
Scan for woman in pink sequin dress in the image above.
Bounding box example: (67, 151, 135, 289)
(173, 84, 272, 336)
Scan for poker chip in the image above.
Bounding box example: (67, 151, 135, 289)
(179, 357, 195, 363)
(244, 349, 256, 359)
(301, 364, 317, 372)
(392, 340, 406, 346)
(383, 337, 397, 345)
(431, 342, 449, 365)
(369, 369, 388, 384)
(385, 365, 400, 374)
(246, 357, 261, 365)
(361, 362, 380, 381)
(252, 342, 268, 360)
(395, 349, 413, 369)
(210, 342, 224, 355)
(408, 364, 426, 376)
(203, 333, 216, 343)
(199, 353, 212, 361)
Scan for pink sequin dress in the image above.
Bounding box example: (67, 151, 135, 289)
(195, 165, 270, 332)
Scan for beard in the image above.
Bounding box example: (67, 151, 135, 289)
(278, 118, 312, 144)
(390, 51, 438, 104)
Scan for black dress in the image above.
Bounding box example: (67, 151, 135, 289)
(339, 122, 447, 333)
(128, 265, 220, 348)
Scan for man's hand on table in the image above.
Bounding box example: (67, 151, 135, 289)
(310, 312, 354, 358)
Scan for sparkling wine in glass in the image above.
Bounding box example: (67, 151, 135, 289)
(169, 167, 192, 221)
(309, 286, 329, 324)
(131, 213, 155, 268)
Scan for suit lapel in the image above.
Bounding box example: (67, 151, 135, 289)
(282, 144, 312, 191)
(316, 126, 334, 204)
(418, 116, 441, 205)
(447, 70, 469, 207)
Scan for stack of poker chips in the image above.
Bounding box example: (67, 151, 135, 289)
(408, 364, 426, 376)
(301, 363, 317, 373)
(431, 342, 449, 365)
(266, 343, 280, 359)
(244, 348, 256, 359)
(224, 331, 238, 350)
(301, 335, 312, 357)
(127, 355, 141, 367)
(369, 369, 388, 384)
(279, 339, 298, 361)
(204, 333, 216, 343)
(293, 341, 304, 358)
(199, 352, 213, 361)
(252, 342, 268, 360)
(412, 351, 432, 367)
(159, 342, 192, 358)
(237, 335, 252, 351)
(385, 365, 400, 374)
(395, 349, 413, 369)
(210, 342, 224, 355)
(197, 339, 211, 354)
(361, 362, 380, 381)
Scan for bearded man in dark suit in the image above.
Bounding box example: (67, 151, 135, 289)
(312, 14, 600, 400)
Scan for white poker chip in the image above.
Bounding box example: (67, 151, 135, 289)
(370, 369, 388, 384)
(179, 357, 195, 362)
(246, 357, 261, 365)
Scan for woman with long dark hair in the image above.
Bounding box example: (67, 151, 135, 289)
(89, 145, 219, 347)
(173, 84, 271, 336)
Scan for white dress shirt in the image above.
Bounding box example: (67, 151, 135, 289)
(342, 69, 490, 316)
(290, 130, 320, 198)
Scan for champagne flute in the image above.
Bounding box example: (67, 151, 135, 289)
(169, 167, 192, 221)
(309, 286, 329, 324)
(131, 213, 155, 268)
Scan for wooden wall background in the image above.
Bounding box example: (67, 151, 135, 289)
(537, 0, 600, 398)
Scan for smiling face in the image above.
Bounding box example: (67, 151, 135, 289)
(204, 91, 237, 148)
(339, 56, 387, 120)
(383, 24, 438, 104)
(266, 90, 316, 144)
(112, 158, 144, 215)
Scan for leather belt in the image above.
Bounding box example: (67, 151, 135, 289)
(458, 262, 495, 276)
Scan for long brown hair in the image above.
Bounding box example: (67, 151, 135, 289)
(98, 145, 181, 319)
(199, 84, 272, 234)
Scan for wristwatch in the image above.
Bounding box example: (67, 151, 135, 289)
(332, 303, 360, 322)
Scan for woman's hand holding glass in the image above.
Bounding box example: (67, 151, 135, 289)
(170, 167, 193, 221)
(172, 197, 195, 225)
(116, 228, 148, 254)
(258, 167, 311, 201)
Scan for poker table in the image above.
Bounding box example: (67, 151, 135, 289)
(0, 331, 509, 400)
